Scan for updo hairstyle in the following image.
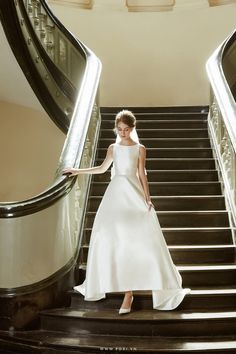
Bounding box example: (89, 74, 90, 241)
(114, 110, 136, 134)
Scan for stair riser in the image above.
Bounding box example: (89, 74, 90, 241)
(71, 293, 236, 312)
(83, 229, 233, 246)
(90, 183, 221, 196)
(95, 159, 215, 170)
(93, 170, 219, 182)
(80, 246, 235, 265)
(97, 148, 213, 159)
(84, 213, 229, 228)
(98, 139, 211, 148)
(183, 269, 236, 287)
(102, 110, 208, 118)
(101, 129, 208, 139)
(101, 121, 207, 130)
(87, 196, 225, 212)
(41, 316, 236, 337)
(76, 268, 236, 287)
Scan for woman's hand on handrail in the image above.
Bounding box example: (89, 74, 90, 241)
(62, 168, 79, 177)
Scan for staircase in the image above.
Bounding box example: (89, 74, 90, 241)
(1, 107, 236, 353)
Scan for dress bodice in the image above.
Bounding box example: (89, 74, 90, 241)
(112, 143, 139, 177)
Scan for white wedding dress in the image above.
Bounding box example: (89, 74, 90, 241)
(74, 143, 191, 310)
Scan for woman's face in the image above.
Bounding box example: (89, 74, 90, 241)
(117, 122, 133, 140)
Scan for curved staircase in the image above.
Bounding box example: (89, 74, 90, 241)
(1, 106, 236, 353)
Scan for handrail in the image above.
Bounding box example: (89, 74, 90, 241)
(206, 29, 236, 234)
(206, 29, 236, 152)
(0, 0, 101, 218)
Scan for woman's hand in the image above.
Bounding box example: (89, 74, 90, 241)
(62, 167, 79, 177)
(146, 199, 154, 211)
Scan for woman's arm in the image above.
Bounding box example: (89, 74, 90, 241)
(138, 145, 154, 210)
(63, 144, 114, 176)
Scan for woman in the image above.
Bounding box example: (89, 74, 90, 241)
(63, 110, 191, 315)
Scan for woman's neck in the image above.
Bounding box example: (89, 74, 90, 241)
(118, 138, 136, 146)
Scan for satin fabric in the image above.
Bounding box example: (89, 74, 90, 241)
(74, 143, 191, 310)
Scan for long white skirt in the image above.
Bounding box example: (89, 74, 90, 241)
(74, 174, 191, 310)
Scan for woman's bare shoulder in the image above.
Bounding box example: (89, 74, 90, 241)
(108, 143, 116, 150)
(106, 143, 115, 156)
(139, 144, 146, 151)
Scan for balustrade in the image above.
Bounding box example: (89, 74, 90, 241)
(0, 0, 101, 291)
(15, 0, 87, 122)
(207, 30, 236, 241)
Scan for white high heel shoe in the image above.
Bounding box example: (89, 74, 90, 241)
(119, 296, 134, 315)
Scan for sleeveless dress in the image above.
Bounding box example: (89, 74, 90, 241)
(74, 143, 191, 310)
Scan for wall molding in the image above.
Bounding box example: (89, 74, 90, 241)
(48, 0, 94, 9)
(208, 0, 236, 6)
(126, 0, 175, 12)
(48, 0, 235, 11)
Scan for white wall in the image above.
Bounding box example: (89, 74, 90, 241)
(49, 1, 236, 107)
(0, 101, 65, 202)
(0, 24, 43, 111)
(0, 24, 65, 202)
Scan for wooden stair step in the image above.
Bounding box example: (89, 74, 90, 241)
(101, 109, 208, 118)
(40, 308, 236, 337)
(85, 211, 229, 228)
(1, 330, 236, 353)
(95, 158, 215, 170)
(101, 119, 208, 129)
(83, 227, 233, 245)
(98, 147, 213, 158)
(98, 138, 211, 148)
(91, 181, 222, 196)
(76, 263, 236, 287)
(70, 287, 236, 312)
(80, 244, 235, 265)
(101, 107, 208, 114)
(93, 169, 219, 182)
(88, 195, 226, 211)
(90, 181, 222, 196)
(161, 227, 233, 245)
(101, 128, 209, 138)
(101, 106, 208, 113)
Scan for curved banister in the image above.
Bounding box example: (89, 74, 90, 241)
(0, 0, 101, 218)
(206, 28, 236, 236)
(0, 0, 72, 132)
(0, 0, 101, 301)
(206, 29, 236, 152)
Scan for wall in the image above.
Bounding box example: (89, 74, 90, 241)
(0, 24, 43, 111)
(49, 0, 236, 107)
(0, 101, 65, 202)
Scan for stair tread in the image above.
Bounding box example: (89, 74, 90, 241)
(100, 137, 210, 140)
(89, 195, 225, 198)
(1, 330, 236, 352)
(99, 147, 211, 150)
(70, 288, 236, 296)
(42, 308, 236, 321)
(123, 169, 218, 175)
(101, 109, 208, 114)
(102, 119, 207, 123)
(101, 128, 208, 131)
(82, 244, 235, 250)
(79, 263, 236, 270)
(92, 181, 220, 185)
(97, 157, 215, 161)
(87, 210, 228, 214)
(84, 226, 231, 230)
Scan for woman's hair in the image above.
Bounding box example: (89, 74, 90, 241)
(114, 110, 136, 130)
